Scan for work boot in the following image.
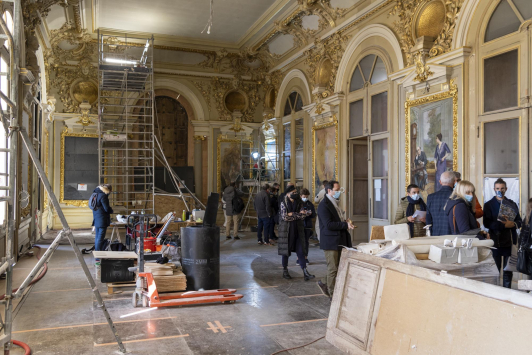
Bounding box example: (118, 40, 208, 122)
(282, 268, 292, 279)
(503, 271, 513, 288)
(303, 268, 315, 281)
(317, 280, 330, 297)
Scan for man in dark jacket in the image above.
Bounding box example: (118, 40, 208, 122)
(270, 183, 280, 240)
(300, 188, 316, 264)
(254, 184, 273, 245)
(317, 181, 354, 299)
(92, 184, 113, 255)
(426, 171, 456, 236)
(223, 182, 244, 240)
(484, 178, 522, 288)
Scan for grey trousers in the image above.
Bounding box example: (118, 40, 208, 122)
(322, 249, 342, 297)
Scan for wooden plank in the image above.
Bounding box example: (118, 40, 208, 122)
(93, 251, 137, 259)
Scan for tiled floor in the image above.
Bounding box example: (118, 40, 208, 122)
(4, 230, 343, 354)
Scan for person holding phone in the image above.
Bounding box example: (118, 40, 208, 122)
(299, 188, 316, 265)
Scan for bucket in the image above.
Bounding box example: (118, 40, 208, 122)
(144, 237, 156, 252)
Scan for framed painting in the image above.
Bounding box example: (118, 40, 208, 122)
(312, 118, 338, 198)
(217, 136, 252, 193)
(405, 79, 458, 200)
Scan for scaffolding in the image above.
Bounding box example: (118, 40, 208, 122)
(98, 32, 155, 215)
(239, 132, 280, 228)
(0, 2, 125, 353)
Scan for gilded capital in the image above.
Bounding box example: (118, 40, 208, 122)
(193, 135, 207, 141)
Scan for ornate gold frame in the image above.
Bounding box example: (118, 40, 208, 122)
(312, 116, 339, 198)
(405, 79, 458, 192)
(216, 136, 253, 193)
(60, 128, 98, 207)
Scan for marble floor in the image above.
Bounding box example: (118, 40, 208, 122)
(4, 230, 343, 355)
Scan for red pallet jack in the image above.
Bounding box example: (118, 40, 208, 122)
(130, 193, 243, 308)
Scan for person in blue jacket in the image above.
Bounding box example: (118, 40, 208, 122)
(92, 184, 114, 255)
(484, 178, 521, 288)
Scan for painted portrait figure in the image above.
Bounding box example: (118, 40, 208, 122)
(314, 125, 336, 196)
(434, 133, 451, 191)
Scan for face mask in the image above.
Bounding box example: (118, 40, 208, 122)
(333, 191, 341, 199)
(496, 191, 504, 198)
(301, 197, 308, 202)
(464, 194, 474, 202)
(454, 182, 457, 189)
(411, 194, 420, 201)
(291, 193, 300, 200)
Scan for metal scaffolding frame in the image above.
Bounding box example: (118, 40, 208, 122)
(98, 31, 155, 215)
(0, 2, 125, 353)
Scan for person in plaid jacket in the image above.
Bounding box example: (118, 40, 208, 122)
(426, 171, 456, 236)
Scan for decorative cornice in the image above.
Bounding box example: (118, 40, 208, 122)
(193, 135, 206, 141)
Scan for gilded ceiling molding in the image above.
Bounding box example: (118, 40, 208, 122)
(192, 81, 212, 112)
(69, 0, 82, 33)
(211, 76, 261, 122)
(390, 0, 465, 66)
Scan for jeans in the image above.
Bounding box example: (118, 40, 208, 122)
(304, 229, 312, 256)
(493, 254, 513, 288)
(269, 216, 276, 238)
(322, 249, 343, 297)
(282, 237, 306, 269)
(94, 227, 108, 261)
(257, 217, 271, 243)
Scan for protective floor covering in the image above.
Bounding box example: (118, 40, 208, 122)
(6, 231, 343, 355)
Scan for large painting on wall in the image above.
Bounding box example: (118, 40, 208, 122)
(405, 80, 458, 200)
(312, 118, 338, 198)
(217, 136, 252, 193)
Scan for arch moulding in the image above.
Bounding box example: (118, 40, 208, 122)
(335, 24, 404, 93)
(275, 69, 312, 118)
(154, 77, 206, 120)
(453, 0, 482, 50)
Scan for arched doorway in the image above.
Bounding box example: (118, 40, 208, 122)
(154, 96, 188, 167)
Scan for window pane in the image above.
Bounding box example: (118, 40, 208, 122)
(351, 142, 368, 216)
(371, 91, 388, 134)
(283, 153, 291, 180)
(373, 178, 388, 220)
(294, 94, 304, 112)
(484, 49, 518, 112)
(370, 57, 387, 84)
(372, 139, 388, 177)
(484, 118, 519, 174)
(295, 150, 303, 179)
(349, 99, 363, 138)
(295, 119, 304, 180)
(284, 99, 292, 116)
(352, 180, 368, 215)
(359, 55, 375, 82)
(485, 0, 521, 42)
(513, 0, 532, 20)
(0, 57, 6, 111)
(295, 119, 303, 149)
(283, 123, 291, 151)
(349, 66, 364, 92)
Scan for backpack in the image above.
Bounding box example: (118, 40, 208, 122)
(89, 192, 99, 211)
(232, 192, 245, 214)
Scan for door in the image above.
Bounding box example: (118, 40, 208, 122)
(369, 135, 389, 233)
(349, 138, 369, 244)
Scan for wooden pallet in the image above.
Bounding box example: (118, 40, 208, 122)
(107, 281, 136, 295)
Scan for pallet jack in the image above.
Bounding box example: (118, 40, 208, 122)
(131, 194, 243, 308)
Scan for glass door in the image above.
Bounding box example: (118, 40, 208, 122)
(369, 135, 389, 231)
(349, 138, 369, 244)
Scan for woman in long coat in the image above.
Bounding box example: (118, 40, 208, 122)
(278, 185, 315, 281)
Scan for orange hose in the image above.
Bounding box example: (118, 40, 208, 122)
(10, 340, 31, 355)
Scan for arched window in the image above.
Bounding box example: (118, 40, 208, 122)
(282, 91, 306, 190)
(349, 55, 387, 92)
(484, 0, 532, 42)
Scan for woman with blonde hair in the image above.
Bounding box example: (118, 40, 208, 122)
(444, 180, 484, 236)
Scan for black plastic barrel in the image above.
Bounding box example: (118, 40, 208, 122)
(181, 226, 220, 291)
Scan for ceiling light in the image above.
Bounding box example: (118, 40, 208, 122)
(105, 58, 137, 65)
(252, 152, 260, 160)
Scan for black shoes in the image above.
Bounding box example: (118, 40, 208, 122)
(303, 268, 315, 281)
(317, 280, 330, 297)
(226, 235, 232, 240)
(282, 269, 292, 279)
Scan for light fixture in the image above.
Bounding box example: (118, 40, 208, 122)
(105, 57, 138, 65)
(252, 152, 260, 160)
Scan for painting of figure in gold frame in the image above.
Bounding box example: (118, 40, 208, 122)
(312, 119, 338, 198)
(405, 80, 458, 200)
(217, 136, 252, 193)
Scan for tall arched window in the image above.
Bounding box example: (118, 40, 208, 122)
(346, 53, 390, 242)
(484, 0, 531, 43)
(282, 91, 305, 190)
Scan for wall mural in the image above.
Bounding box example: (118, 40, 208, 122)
(312, 118, 338, 197)
(217, 137, 252, 193)
(406, 80, 458, 200)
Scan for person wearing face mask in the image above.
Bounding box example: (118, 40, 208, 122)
(278, 185, 315, 281)
(444, 180, 485, 235)
(298, 188, 316, 265)
(394, 184, 427, 237)
(483, 178, 522, 288)
(453, 172, 483, 219)
(269, 183, 280, 241)
(317, 180, 354, 300)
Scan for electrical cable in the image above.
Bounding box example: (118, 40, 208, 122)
(10, 339, 31, 355)
(270, 336, 325, 355)
(0, 246, 47, 300)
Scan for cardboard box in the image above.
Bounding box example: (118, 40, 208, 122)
(457, 247, 478, 264)
(429, 245, 459, 264)
(383, 224, 410, 241)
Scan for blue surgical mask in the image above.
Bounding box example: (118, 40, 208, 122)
(333, 191, 341, 199)
(496, 191, 504, 198)
(302, 197, 308, 202)
(464, 194, 474, 202)
(454, 182, 457, 189)
(411, 194, 420, 201)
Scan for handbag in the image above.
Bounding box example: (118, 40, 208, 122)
(517, 222, 532, 274)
